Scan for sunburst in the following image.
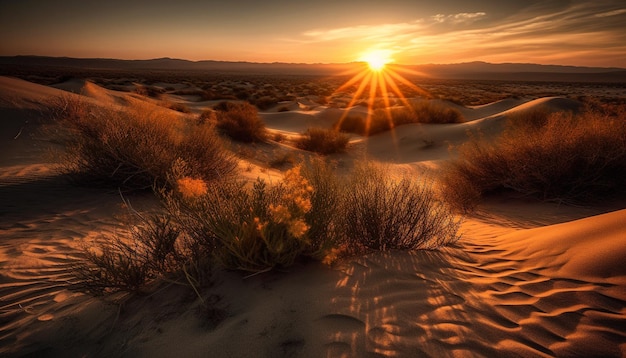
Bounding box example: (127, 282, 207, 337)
(360, 49, 392, 71)
(333, 50, 430, 137)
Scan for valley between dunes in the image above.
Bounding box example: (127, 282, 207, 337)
(0, 76, 624, 357)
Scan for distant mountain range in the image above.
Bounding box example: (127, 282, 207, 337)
(1, 56, 625, 83)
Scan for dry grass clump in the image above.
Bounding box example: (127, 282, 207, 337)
(441, 107, 626, 211)
(343, 163, 461, 253)
(160, 166, 318, 273)
(161, 100, 192, 114)
(213, 101, 268, 143)
(48, 96, 237, 191)
(79, 160, 461, 292)
(134, 85, 165, 98)
(77, 213, 184, 294)
(296, 127, 349, 155)
(299, 158, 344, 260)
(335, 100, 464, 136)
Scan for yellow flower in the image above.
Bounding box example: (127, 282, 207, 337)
(288, 219, 309, 239)
(269, 204, 291, 223)
(177, 177, 208, 199)
(253, 217, 266, 232)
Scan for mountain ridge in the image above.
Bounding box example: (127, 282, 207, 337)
(1, 55, 625, 82)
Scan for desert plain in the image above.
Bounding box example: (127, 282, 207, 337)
(1, 63, 625, 358)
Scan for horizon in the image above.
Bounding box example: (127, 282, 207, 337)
(1, 1, 625, 68)
(6, 54, 626, 70)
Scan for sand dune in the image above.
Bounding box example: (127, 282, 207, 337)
(1, 76, 624, 357)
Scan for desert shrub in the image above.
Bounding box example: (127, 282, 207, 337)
(252, 96, 278, 110)
(79, 157, 465, 291)
(335, 101, 464, 136)
(409, 101, 464, 124)
(334, 114, 368, 135)
(134, 85, 165, 98)
(76, 213, 184, 294)
(296, 127, 349, 155)
(163, 101, 192, 114)
(342, 162, 461, 253)
(198, 109, 216, 124)
(505, 108, 552, 132)
(165, 167, 314, 273)
(441, 107, 626, 211)
(299, 158, 343, 260)
(213, 102, 267, 142)
(48, 96, 237, 190)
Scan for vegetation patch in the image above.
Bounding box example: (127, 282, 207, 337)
(212, 101, 268, 143)
(78, 159, 461, 292)
(48, 96, 237, 191)
(296, 127, 349, 155)
(441, 107, 626, 211)
(334, 100, 464, 136)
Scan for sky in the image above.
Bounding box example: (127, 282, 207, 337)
(1, 0, 625, 67)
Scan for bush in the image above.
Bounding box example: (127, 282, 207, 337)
(213, 102, 267, 142)
(342, 162, 461, 253)
(335, 100, 464, 136)
(78, 161, 463, 290)
(252, 96, 278, 110)
(48, 96, 237, 191)
(334, 114, 368, 135)
(441, 107, 626, 211)
(300, 158, 343, 259)
(409, 101, 464, 124)
(164, 167, 314, 273)
(296, 127, 349, 155)
(162, 101, 192, 114)
(76, 213, 184, 294)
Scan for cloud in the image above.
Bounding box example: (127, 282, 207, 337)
(294, 1, 626, 66)
(302, 21, 422, 42)
(431, 12, 486, 24)
(301, 11, 487, 42)
(594, 8, 626, 17)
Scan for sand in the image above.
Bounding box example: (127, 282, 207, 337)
(1, 76, 624, 357)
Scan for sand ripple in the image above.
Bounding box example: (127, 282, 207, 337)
(322, 241, 626, 357)
(0, 167, 125, 355)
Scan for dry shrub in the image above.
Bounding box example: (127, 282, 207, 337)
(334, 114, 368, 135)
(162, 101, 192, 114)
(78, 158, 463, 291)
(165, 167, 314, 273)
(296, 127, 349, 155)
(300, 158, 343, 259)
(48, 96, 237, 190)
(134, 85, 165, 98)
(342, 162, 461, 253)
(77, 214, 184, 294)
(409, 101, 464, 124)
(335, 101, 464, 136)
(252, 96, 278, 110)
(441, 107, 626, 211)
(213, 101, 267, 142)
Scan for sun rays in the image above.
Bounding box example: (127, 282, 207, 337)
(333, 52, 431, 137)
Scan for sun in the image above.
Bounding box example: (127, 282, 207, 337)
(333, 48, 431, 137)
(360, 50, 393, 71)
